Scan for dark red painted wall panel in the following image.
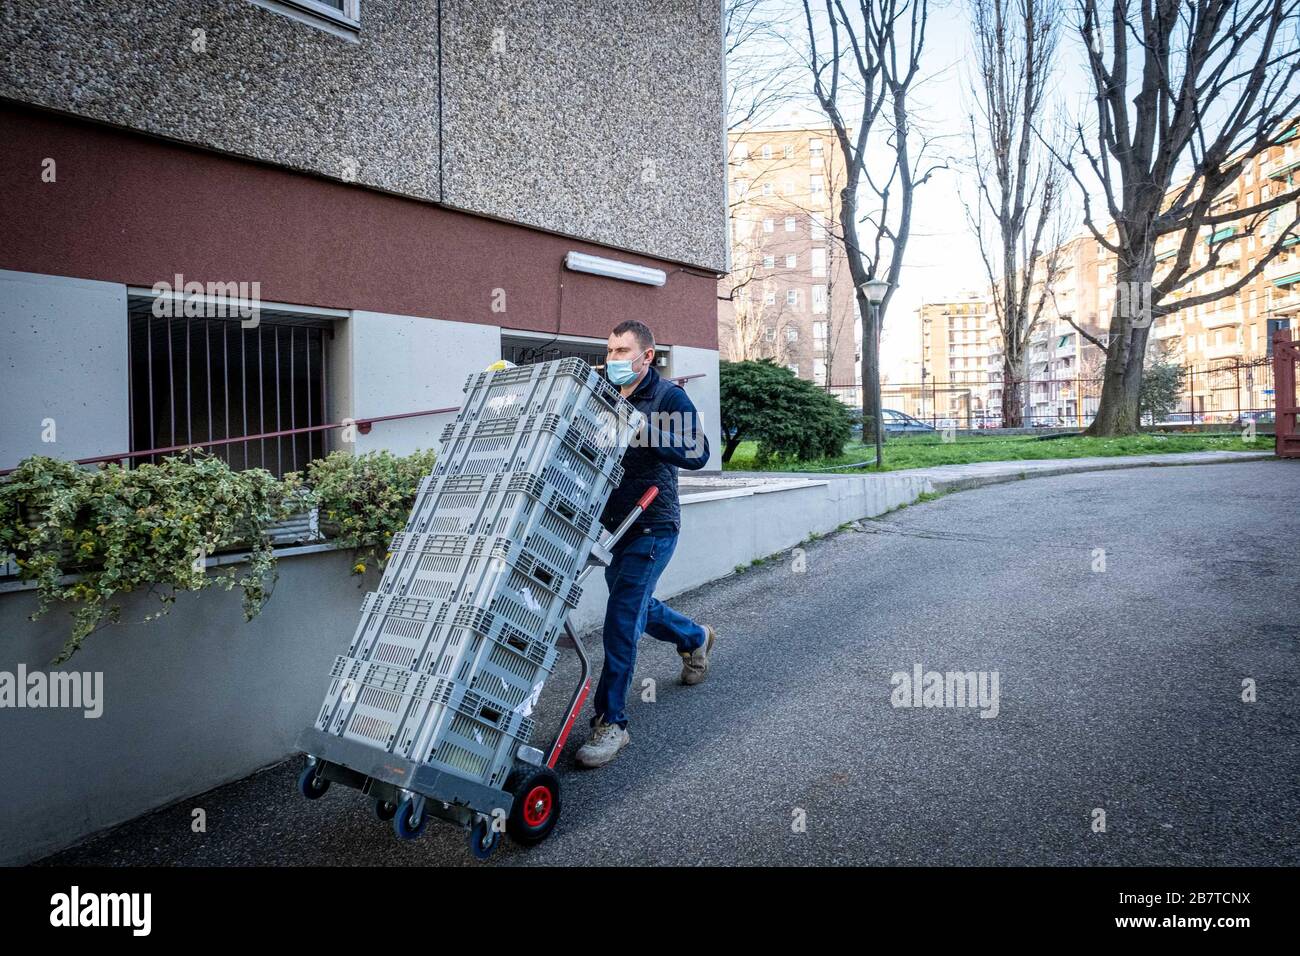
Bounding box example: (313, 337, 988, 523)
(0, 103, 719, 350)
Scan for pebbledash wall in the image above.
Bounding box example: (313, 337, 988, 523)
(0, 0, 735, 862)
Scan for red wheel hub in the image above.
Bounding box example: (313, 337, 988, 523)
(522, 784, 552, 827)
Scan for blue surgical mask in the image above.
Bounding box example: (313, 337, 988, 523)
(606, 358, 639, 386)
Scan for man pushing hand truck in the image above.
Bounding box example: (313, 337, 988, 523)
(574, 320, 715, 769)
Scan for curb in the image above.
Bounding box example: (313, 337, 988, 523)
(917, 452, 1277, 495)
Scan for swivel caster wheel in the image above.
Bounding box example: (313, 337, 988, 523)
(469, 816, 500, 860)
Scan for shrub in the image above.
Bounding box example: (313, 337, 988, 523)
(1139, 360, 1188, 425)
(720, 359, 852, 463)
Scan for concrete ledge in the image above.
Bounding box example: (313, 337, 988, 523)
(564, 471, 928, 633)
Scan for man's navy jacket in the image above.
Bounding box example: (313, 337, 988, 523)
(599, 364, 710, 536)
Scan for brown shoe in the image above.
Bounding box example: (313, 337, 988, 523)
(680, 625, 715, 686)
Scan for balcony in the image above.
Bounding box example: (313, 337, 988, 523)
(1152, 318, 1184, 340)
(1267, 146, 1300, 181)
(1268, 255, 1300, 286)
(1203, 340, 1244, 360)
(1201, 307, 1243, 330)
(1208, 242, 1242, 266)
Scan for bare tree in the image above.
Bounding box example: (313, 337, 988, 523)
(962, 0, 1070, 427)
(727, 0, 802, 133)
(1064, 0, 1300, 435)
(801, 0, 943, 459)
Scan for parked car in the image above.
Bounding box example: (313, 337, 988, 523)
(1234, 411, 1275, 426)
(883, 409, 937, 434)
(848, 408, 937, 436)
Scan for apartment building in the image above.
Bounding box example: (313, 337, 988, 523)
(1, 0, 726, 473)
(719, 124, 861, 402)
(1148, 128, 1300, 417)
(984, 236, 1107, 426)
(980, 123, 1298, 426)
(917, 295, 992, 424)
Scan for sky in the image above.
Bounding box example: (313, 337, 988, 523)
(745, 1, 1096, 380)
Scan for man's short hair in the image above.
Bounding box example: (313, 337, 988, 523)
(612, 319, 656, 354)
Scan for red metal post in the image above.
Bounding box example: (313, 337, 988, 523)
(1273, 328, 1300, 458)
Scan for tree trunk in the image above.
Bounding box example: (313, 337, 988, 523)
(859, 291, 883, 448)
(1086, 260, 1155, 436)
(1000, 352, 1025, 427)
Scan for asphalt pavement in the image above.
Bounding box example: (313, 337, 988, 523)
(41, 460, 1300, 866)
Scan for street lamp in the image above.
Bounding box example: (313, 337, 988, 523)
(860, 278, 892, 468)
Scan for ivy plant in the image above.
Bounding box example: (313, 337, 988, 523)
(0, 453, 303, 664)
(296, 448, 438, 576)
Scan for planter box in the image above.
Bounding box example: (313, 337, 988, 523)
(2, 495, 323, 581)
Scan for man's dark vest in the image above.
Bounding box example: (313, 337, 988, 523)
(600, 365, 682, 534)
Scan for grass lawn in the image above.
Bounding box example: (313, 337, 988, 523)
(722, 431, 1274, 473)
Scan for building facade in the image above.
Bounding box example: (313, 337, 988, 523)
(984, 235, 1107, 426)
(1148, 131, 1299, 418)
(719, 124, 861, 403)
(916, 294, 992, 425)
(1, 0, 727, 472)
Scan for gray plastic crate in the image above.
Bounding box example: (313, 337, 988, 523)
(315, 596, 561, 788)
(434, 411, 628, 508)
(318, 655, 534, 791)
(457, 357, 627, 435)
(378, 531, 581, 641)
(403, 471, 604, 581)
(407, 470, 604, 533)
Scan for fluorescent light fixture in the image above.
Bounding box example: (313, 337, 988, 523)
(565, 251, 666, 287)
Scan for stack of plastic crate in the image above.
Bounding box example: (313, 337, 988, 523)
(309, 358, 644, 793)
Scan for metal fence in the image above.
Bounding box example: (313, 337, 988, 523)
(828, 356, 1279, 429)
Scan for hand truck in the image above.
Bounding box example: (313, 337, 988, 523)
(294, 485, 659, 860)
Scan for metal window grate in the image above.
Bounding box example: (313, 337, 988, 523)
(127, 298, 332, 478)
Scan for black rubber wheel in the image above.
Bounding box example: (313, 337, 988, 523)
(392, 797, 427, 840)
(374, 798, 398, 822)
(469, 817, 500, 860)
(297, 764, 329, 800)
(505, 766, 561, 846)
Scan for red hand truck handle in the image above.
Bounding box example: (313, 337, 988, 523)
(636, 486, 659, 510)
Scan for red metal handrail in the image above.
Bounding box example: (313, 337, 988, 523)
(0, 371, 708, 475)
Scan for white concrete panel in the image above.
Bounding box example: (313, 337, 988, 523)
(0, 270, 128, 468)
(666, 344, 722, 474)
(346, 311, 501, 457)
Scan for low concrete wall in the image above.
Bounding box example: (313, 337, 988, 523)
(0, 472, 925, 864)
(569, 473, 928, 631)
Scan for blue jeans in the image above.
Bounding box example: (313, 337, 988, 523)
(591, 525, 707, 729)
